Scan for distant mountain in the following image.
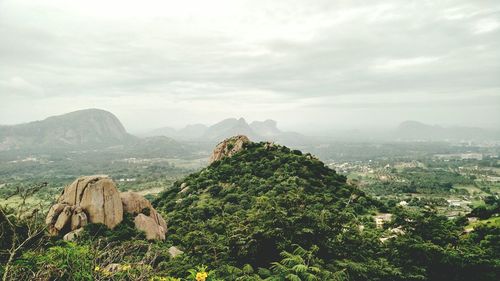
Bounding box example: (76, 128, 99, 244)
(0, 109, 135, 151)
(144, 126, 178, 138)
(144, 124, 208, 140)
(146, 118, 310, 144)
(249, 119, 281, 137)
(202, 118, 259, 141)
(123, 136, 193, 158)
(178, 124, 208, 139)
(395, 120, 499, 141)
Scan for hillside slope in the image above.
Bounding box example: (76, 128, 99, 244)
(155, 138, 374, 267)
(0, 109, 135, 151)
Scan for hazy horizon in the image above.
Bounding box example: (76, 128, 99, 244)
(1, 0, 500, 133)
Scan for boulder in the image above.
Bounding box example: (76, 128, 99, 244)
(47, 175, 123, 236)
(209, 135, 250, 164)
(78, 176, 123, 229)
(168, 246, 184, 258)
(121, 192, 167, 240)
(54, 205, 72, 231)
(63, 228, 84, 241)
(155, 212, 167, 232)
(134, 213, 166, 240)
(46, 176, 166, 241)
(121, 192, 153, 215)
(45, 203, 67, 225)
(71, 207, 88, 230)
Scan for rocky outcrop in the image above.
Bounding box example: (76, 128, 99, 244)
(56, 175, 123, 229)
(134, 214, 166, 240)
(121, 192, 167, 240)
(46, 176, 167, 241)
(209, 135, 250, 164)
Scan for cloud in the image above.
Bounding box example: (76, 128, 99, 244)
(0, 0, 499, 131)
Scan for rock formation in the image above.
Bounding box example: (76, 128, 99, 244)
(46, 175, 167, 240)
(121, 192, 167, 240)
(209, 135, 250, 164)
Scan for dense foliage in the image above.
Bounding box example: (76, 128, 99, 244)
(154, 142, 375, 268)
(1, 141, 499, 280)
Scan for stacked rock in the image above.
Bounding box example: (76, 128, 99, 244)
(46, 175, 167, 241)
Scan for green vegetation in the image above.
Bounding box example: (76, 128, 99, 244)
(154, 142, 374, 271)
(1, 141, 499, 280)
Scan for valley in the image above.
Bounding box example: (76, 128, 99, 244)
(1, 110, 499, 281)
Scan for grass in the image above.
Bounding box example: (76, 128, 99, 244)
(453, 184, 486, 195)
(466, 216, 500, 232)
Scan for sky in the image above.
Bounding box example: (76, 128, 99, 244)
(0, 0, 499, 134)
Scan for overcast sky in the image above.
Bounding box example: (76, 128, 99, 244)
(1, 0, 499, 133)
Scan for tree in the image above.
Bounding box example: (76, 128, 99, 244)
(270, 245, 348, 281)
(0, 183, 48, 281)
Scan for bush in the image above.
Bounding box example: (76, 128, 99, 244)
(20, 241, 93, 281)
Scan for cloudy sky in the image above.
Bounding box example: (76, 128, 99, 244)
(1, 0, 499, 133)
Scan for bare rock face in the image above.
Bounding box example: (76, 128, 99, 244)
(134, 214, 166, 240)
(71, 207, 88, 230)
(63, 228, 84, 241)
(54, 206, 73, 231)
(46, 176, 122, 236)
(209, 135, 250, 164)
(46, 176, 167, 241)
(57, 175, 123, 229)
(45, 203, 66, 225)
(121, 192, 167, 240)
(121, 191, 153, 215)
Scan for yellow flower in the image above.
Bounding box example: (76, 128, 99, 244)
(94, 266, 100, 272)
(196, 272, 208, 281)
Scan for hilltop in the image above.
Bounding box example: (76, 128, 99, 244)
(0, 109, 135, 151)
(154, 136, 374, 267)
(0, 109, 196, 158)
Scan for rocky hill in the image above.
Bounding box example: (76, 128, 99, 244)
(145, 117, 310, 145)
(249, 119, 281, 137)
(201, 118, 258, 141)
(3, 136, 498, 281)
(154, 135, 374, 267)
(46, 175, 167, 241)
(0, 109, 135, 151)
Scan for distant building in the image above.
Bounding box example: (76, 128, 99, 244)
(487, 176, 500, 182)
(434, 153, 483, 160)
(460, 153, 483, 160)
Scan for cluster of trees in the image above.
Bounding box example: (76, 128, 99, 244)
(469, 196, 500, 219)
(1, 142, 499, 280)
(364, 168, 474, 196)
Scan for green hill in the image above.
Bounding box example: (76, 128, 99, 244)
(1, 138, 498, 281)
(154, 141, 375, 267)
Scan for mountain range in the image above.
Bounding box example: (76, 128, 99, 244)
(395, 120, 499, 141)
(144, 117, 310, 145)
(0, 109, 192, 157)
(1, 109, 497, 153)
